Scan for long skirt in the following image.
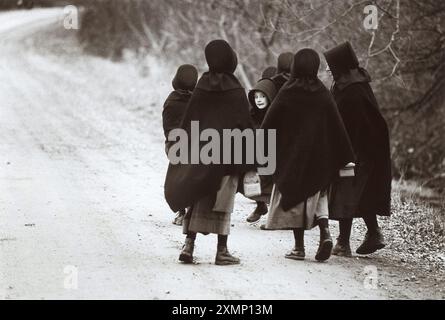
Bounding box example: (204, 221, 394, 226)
(266, 185, 328, 231)
(183, 175, 239, 236)
(328, 161, 372, 220)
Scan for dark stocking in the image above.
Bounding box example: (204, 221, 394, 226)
(317, 217, 331, 241)
(363, 215, 379, 235)
(338, 219, 352, 244)
(217, 234, 228, 247)
(317, 217, 329, 228)
(292, 228, 305, 249)
(186, 232, 197, 240)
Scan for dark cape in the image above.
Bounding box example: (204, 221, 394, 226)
(330, 70, 392, 217)
(324, 42, 391, 217)
(164, 40, 254, 212)
(261, 49, 355, 211)
(271, 73, 289, 91)
(162, 90, 192, 142)
(271, 52, 293, 91)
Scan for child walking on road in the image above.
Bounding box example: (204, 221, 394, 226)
(261, 49, 355, 262)
(324, 42, 392, 257)
(243, 78, 277, 223)
(164, 40, 254, 265)
(162, 64, 198, 225)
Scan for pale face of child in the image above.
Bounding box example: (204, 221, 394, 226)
(319, 65, 333, 85)
(254, 91, 269, 109)
(325, 65, 333, 79)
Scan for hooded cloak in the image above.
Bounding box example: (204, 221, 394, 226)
(240, 78, 278, 202)
(261, 66, 277, 79)
(162, 64, 198, 142)
(248, 78, 277, 127)
(164, 40, 254, 212)
(277, 52, 294, 74)
(324, 42, 391, 217)
(172, 64, 198, 91)
(271, 52, 293, 91)
(261, 48, 355, 211)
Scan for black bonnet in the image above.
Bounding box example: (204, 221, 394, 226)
(277, 52, 294, 74)
(324, 42, 360, 79)
(291, 48, 320, 79)
(205, 39, 238, 74)
(172, 64, 198, 91)
(261, 66, 277, 79)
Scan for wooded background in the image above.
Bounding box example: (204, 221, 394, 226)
(2, 0, 444, 193)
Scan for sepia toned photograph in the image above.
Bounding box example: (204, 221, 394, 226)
(0, 0, 444, 305)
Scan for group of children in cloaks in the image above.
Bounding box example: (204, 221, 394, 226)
(162, 39, 392, 266)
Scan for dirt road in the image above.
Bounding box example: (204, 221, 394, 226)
(0, 9, 440, 300)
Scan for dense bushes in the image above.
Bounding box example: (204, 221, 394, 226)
(78, 0, 164, 60)
(0, 0, 24, 10)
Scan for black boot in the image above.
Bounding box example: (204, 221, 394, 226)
(179, 238, 195, 263)
(215, 246, 240, 265)
(332, 239, 353, 257)
(315, 219, 333, 262)
(246, 202, 268, 223)
(356, 227, 385, 255)
(332, 219, 352, 257)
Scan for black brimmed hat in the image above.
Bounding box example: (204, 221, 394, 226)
(324, 42, 359, 79)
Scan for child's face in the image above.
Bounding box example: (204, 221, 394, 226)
(254, 91, 269, 109)
(325, 66, 333, 79)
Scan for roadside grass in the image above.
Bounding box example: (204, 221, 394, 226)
(350, 180, 445, 273)
(386, 180, 444, 269)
